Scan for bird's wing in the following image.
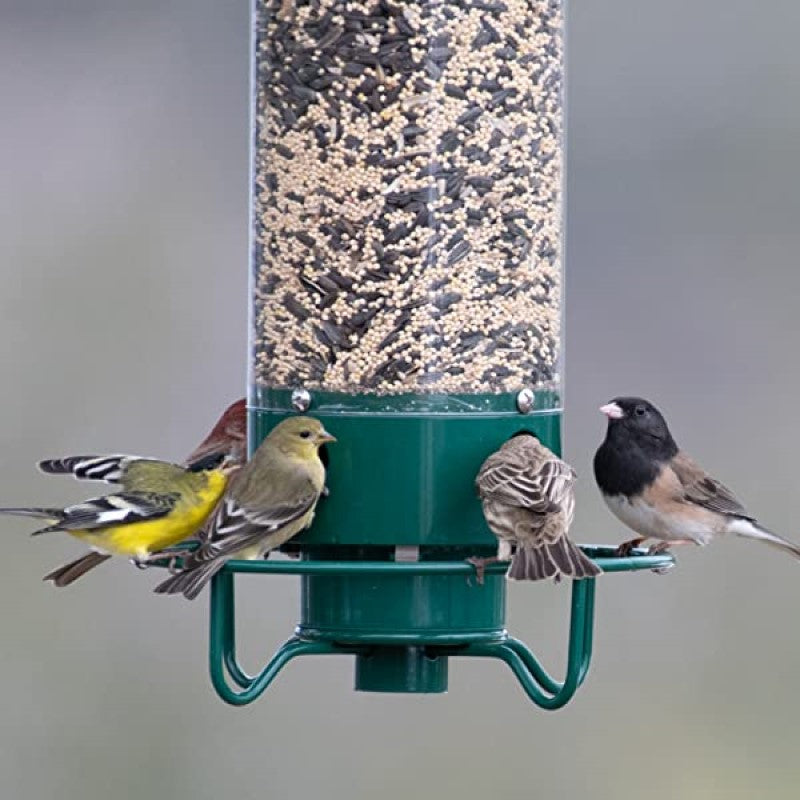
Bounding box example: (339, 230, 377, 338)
(117, 460, 190, 492)
(37, 455, 181, 490)
(50, 491, 180, 532)
(38, 455, 136, 483)
(669, 452, 752, 519)
(188, 473, 319, 565)
(477, 441, 576, 512)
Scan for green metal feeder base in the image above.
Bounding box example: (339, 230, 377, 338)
(207, 546, 674, 708)
(354, 646, 449, 693)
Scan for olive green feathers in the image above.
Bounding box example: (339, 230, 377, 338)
(154, 416, 335, 599)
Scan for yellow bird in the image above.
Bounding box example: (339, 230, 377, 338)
(155, 416, 334, 600)
(0, 455, 231, 586)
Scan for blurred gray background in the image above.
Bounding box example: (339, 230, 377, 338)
(2, 1, 800, 798)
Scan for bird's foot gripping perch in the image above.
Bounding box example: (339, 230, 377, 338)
(465, 555, 503, 585)
(131, 549, 194, 573)
(615, 538, 645, 557)
(646, 541, 673, 555)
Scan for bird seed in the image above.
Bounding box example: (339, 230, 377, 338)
(252, 0, 563, 397)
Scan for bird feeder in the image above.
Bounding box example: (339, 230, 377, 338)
(206, 0, 674, 707)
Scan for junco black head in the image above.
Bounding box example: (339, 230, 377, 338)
(593, 396, 800, 560)
(473, 435, 601, 583)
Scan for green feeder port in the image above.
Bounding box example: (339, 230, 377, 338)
(187, 0, 679, 709)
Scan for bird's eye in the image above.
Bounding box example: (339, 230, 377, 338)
(299, 430, 312, 439)
(634, 405, 646, 417)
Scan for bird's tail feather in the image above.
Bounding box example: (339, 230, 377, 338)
(730, 519, 800, 560)
(508, 538, 601, 582)
(43, 552, 112, 587)
(154, 559, 226, 600)
(0, 507, 62, 526)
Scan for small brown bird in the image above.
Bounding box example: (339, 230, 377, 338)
(594, 396, 800, 560)
(154, 416, 334, 600)
(475, 433, 601, 582)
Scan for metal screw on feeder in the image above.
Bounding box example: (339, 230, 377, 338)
(516, 389, 536, 415)
(198, 0, 675, 707)
(290, 388, 312, 413)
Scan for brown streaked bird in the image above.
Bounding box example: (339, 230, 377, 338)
(474, 433, 601, 583)
(594, 396, 800, 560)
(154, 416, 334, 600)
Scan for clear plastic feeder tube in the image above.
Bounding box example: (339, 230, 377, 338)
(250, 0, 564, 407)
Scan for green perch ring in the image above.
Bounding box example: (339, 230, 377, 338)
(200, 547, 673, 708)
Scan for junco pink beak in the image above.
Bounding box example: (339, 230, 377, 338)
(599, 402, 624, 420)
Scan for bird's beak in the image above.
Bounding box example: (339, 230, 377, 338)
(317, 429, 336, 443)
(599, 402, 624, 420)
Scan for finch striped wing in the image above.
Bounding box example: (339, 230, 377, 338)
(185, 478, 319, 566)
(44, 491, 180, 533)
(37, 455, 181, 490)
(38, 455, 134, 483)
(670, 453, 752, 519)
(477, 444, 575, 512)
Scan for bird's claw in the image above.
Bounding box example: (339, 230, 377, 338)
(130, 549, 191, 573)
(615, 538, 645, 557)
(466, 556, 487, 585)
(645, 542, 676, 575)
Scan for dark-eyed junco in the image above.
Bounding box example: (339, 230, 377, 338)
(593, 396, 800, 560)
(474, 433, 601, 582)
